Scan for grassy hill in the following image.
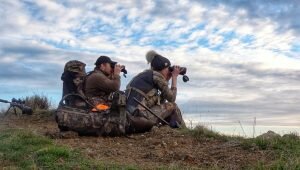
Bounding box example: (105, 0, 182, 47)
(0, 95, 299, 169)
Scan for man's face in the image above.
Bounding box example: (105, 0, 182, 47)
(100, 63, 113, 75)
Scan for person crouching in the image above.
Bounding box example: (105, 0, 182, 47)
(126, 50, 186, 133)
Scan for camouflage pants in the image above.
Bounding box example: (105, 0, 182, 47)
(128, 102, 185, 133)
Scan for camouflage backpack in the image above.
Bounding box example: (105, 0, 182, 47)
(55, 91, 128, 136)
(61, 60, 86, 105)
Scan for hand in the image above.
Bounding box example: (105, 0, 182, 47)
(171, 65, 180, 78)
(114, 64, 122, 75)
(166, 73, 172, 81)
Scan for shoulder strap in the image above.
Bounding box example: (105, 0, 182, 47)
(82, 71, 94, 94)
(126, 87, 149, 100)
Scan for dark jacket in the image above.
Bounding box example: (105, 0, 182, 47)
(84, 69, 120, 101)
(126, 69, 176, 113)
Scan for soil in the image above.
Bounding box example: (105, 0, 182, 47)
(0, 112, 271, 169)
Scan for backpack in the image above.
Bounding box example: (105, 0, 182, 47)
(61, 60, 86, 105)
(55, 92, 128, 136)
(57, 61, 129, 136)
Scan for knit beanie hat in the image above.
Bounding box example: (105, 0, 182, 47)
(145, 50, 171, 71)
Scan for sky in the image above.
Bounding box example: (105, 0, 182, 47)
(1, 0, 300, 126)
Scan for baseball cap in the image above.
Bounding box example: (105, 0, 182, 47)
(95, 56, 117, 66)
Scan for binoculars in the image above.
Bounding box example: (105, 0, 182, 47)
(169, 66, 189, 82)
(111, 63, 128, 77)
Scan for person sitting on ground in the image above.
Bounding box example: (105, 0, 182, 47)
(125, 50, 186, 133)
(84, 56, 122, 108)
(56, 56, 127, 136)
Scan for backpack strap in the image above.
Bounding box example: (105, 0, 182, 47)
(82, 71, 94, 95)
(126, 86, 149, 100)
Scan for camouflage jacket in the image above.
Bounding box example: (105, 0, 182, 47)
(152, 70, 177, 104)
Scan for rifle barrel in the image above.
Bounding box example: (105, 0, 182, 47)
(0, 99, 9, 103)
(133, 98, 170, 126)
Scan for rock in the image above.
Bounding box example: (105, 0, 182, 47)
(257, 130, 281, 140)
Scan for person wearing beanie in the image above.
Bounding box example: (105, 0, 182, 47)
(84, 55, 122, 106)
(125, 50, 185, 133)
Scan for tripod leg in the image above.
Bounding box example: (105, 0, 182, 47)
(4, 106, 12, 116)
(14, 107, 17, 114)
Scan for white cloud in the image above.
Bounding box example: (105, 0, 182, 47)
(0, 0, 300, 125)
(1, 56, 19, 63)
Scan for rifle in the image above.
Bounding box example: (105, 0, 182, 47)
(0, 98, 33, 116)
(133, 98, 170, 126)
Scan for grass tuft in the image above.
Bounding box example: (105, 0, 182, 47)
(184, 126, 300, 169)
(23, 94, 52, 111)
(241, 132, 300, 169)
(0, 129, 96, 169)
(181, 125, 229, 141)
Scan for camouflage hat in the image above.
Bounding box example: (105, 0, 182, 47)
(64, 60, 86, 75)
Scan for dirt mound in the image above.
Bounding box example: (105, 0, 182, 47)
(0, 112, 270, 169)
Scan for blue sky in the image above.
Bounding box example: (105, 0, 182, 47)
(1, 0, 300, 126)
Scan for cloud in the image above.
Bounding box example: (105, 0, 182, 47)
(196, 0, 300, 35)
(0, 0, 300, 127)
(180, 88, 300, 126)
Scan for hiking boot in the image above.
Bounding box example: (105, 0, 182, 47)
(170, 121, 180, 128)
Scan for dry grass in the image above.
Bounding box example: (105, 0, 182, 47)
(182, 125, 231, 141)
(23, 94, 51, 111)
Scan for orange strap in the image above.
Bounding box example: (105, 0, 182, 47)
(91, 104, 109, 112)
